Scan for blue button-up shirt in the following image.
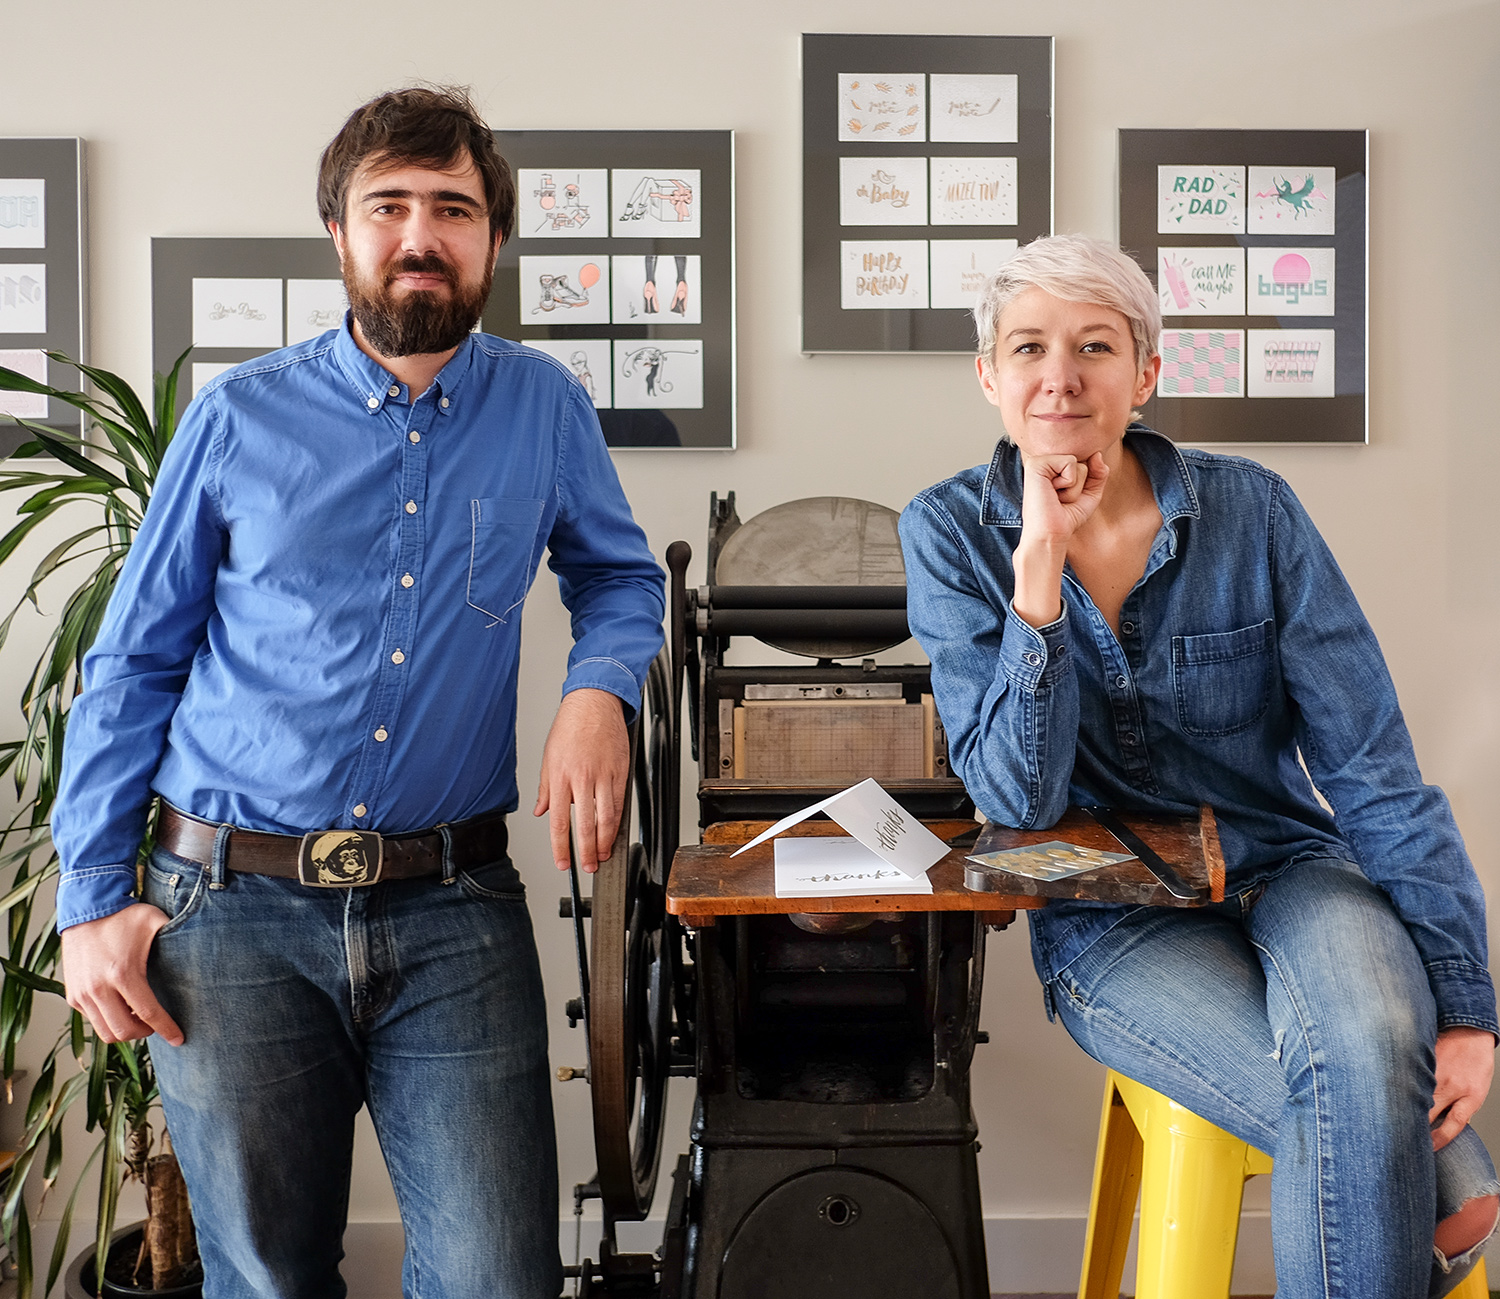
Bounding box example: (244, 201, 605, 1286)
(900, 426, 1496, 1036)
(52, 321, 665, 930)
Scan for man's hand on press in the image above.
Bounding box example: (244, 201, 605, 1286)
(62, 904, 185, 1045)
(534, 687, 629, 875)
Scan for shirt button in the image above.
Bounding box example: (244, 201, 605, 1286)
(1121, 622, 1135, 635)
(352, 803, 368, 817)
(441, 397, 450, 409)
(374, 727, 388, 742)
(366, 396, 379, 409)
(1115, 675, 1128, 688)
(409, 430, 420, 443)
(391, 649, 405, 664)
(388, 385, 400, 397)
(401, 573, 415, 588)
(1123, 732, 1137, 745)
(405, 500, 417, 514)
(1024, 651, 1042, 667)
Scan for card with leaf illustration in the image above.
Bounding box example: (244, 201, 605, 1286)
(838, 73, 926, 143)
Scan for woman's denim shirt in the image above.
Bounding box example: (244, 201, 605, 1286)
(900, 427, 1497, 1036)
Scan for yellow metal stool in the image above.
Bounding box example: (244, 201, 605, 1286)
(1079, 1068, 1491, 1299)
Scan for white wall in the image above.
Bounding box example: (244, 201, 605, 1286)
(4, 0, 1498, 1292)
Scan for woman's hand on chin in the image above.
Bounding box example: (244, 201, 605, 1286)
(1009, 450, 1109, 628)
(1021, 450, 1110, 543)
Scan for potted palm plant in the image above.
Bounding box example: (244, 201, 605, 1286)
(0, 350, 200, 1297)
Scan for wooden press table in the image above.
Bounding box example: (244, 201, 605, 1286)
(666, 806, 1225, 926)
(660, 806, 1222, 1299)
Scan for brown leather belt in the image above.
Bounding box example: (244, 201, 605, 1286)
(157, 803, 508, 888)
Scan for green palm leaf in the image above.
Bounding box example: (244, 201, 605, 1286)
(0, 348, 190, 1294)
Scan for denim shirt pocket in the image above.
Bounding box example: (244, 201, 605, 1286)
(1171, 619, 1274, 736)
(467, 497, 545, 627)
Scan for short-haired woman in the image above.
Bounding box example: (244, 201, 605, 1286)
(899, 234, 1499, 1297)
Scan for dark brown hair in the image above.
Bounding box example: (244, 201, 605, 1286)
(317, 86, 515, 243)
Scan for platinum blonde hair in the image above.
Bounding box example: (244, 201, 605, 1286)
(973, 234, 1161, 367)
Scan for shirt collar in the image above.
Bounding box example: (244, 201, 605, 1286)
(978, 423, 1202, 528)
(330, 312, 477, 417)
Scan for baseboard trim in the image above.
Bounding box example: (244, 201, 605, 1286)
(26, 1211, 1281, 1296)
(582, 1211, 1279, 1296)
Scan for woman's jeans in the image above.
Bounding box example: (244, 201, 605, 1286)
(143, 847, 562, 1299)
(1049, 857, 1498, 1299)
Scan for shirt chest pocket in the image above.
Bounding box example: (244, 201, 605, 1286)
(1171, 620, 1274, 736)
(467, 497, 545, 626)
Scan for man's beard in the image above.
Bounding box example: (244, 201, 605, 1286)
(345, 252, 492, 357)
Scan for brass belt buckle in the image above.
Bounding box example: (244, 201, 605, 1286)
(297, 829, 384, 887)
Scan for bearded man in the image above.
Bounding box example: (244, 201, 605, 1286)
(51, 87, 664, 1299)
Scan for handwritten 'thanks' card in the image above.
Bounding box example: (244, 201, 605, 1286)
(774, 837, 935, 899)
(285, 279, 348, 345)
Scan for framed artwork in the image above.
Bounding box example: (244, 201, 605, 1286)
(489, 129, 736, 449)
(801, 33, 1053, 353)
(151, 237, 343, 420)
(0, 138, 87, 456)
(1119, 128, 1368, 444)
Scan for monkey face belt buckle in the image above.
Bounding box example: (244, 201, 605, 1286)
(297, 829, 384, 887)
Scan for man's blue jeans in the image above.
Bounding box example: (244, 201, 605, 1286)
(143, 846, 562, 1299)
(1048, 857, 1497, 1299)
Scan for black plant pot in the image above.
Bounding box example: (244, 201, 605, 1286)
(63, 1223, 203, 1299)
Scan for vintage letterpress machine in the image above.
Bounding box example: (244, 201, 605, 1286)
(560, 493, 997, 1298)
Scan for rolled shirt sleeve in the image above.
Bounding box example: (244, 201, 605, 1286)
(52, 396, 226, 929)
(1270, 481, 1496, 1035)
(900, 489, 1077, 830)
(549, 388, 665, 716)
